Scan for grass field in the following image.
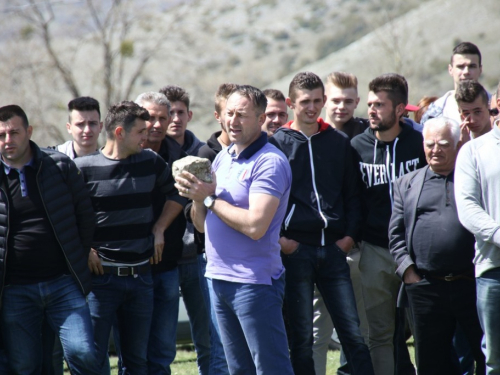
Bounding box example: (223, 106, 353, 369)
(89, 341, 416, 374)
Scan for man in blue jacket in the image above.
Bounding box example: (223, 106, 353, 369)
(269, 71, 373, 375)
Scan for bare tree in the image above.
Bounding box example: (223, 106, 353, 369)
(10, 0, 185, 109)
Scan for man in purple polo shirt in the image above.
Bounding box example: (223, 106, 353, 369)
(175, 85, 293, 375)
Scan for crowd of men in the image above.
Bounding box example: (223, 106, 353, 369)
(0, 40, 498, 375)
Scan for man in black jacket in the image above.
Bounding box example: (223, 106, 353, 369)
(0, 105, 99, 374)
(269, 72, 373, 375)
(351, 74, 426, 375)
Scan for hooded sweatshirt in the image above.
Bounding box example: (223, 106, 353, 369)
(351, 121, 426, 248)
(269, 118, 362, 247)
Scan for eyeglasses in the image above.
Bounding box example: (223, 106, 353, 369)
(490, 108, 499, 116)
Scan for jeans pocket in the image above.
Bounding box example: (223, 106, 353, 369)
(91, 273, 113, 286)
(136, 272, 154, 287)
(404, 277, 428, 288)
(333, 243, 348, 256)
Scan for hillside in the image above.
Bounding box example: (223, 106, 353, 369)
(1, 0, 498, 144)
(261, 0, 500, 131)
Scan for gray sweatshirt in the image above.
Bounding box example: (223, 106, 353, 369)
(455, 124, 500, 277)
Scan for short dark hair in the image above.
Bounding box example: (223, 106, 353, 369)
(159, 85, 190, 110)
(0, 105, 29, 128)
(68, 96, 101, 121)
(263, 89, 286, 102)
(214, 83, 238, 114)
(455, 80, 489, 106)
(230, 85, 267, 116)
(288, 72, 324, 102)
(451, 42, 482, 66)
(104, 101, 150, 139)
(368, 73, 408, 107)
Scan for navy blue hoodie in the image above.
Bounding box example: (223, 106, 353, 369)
(351, 121, 427, 248)
(269, 118, 362, 247)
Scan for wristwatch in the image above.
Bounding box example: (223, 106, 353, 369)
(203, 195, 217, 209)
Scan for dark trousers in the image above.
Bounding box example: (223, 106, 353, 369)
(406, 277, 485, 375)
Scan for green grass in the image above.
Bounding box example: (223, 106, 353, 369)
(80, 341, 415, 374)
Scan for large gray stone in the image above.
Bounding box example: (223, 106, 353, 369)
(172, 156, 212, 183)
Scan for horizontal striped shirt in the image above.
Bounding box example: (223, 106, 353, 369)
(75, 149, 183, 264)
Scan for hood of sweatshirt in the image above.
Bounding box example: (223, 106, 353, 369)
(206, 131, 223, 154)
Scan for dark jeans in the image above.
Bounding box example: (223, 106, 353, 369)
(282, 243, 374, 375)
(406, 277, 485, 375)
(87, 272, 154, 375)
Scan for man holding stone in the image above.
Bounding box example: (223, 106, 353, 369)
(175, 85, 294, 374)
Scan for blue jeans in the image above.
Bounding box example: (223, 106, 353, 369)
(211, 274, 293, 375)
(282, 243, 374, 375)
(179, 260, 211, 375)
(148, 268, 180, 375)
(198, 253, 230, 375)
(477, 267, 500, 374)
(1, 274, 99, 375)
(87, 272, 154, 375)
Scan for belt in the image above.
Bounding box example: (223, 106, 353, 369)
(102, 264, 151, 277)
(425, 270, 474, 282)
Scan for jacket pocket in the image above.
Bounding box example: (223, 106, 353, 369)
(284, 204, 296, 231)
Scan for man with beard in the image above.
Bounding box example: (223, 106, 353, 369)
(351, 73, 427, 375)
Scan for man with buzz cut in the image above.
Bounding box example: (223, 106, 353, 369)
(261, 88, 288, 137)
(52, 96, 103, 158)
(74, 101, 185, 374)
(134, 91, 187, 374)
(269, 71, 374, 375)
(0, 105, 99, 374)
(351, 73, 427, 375)
(456, 80, 492, 139)
(421, 42, 483, 125)
(176, 85, 294, 375)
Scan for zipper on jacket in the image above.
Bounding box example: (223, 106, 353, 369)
(36, 161, 86, 295)
(0, 187, 9, 307)
(306, 135, 328, 246)
(284, 204, 296, 231)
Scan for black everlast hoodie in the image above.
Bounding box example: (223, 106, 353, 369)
(351, 121, 426, 248)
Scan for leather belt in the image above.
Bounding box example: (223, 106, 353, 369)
(102, 264, 151, 277)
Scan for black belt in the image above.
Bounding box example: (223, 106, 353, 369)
(102, 264, 151, 277)
(424, 270, 474, 282)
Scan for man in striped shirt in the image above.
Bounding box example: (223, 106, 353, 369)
(74, 101, 185, 374)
